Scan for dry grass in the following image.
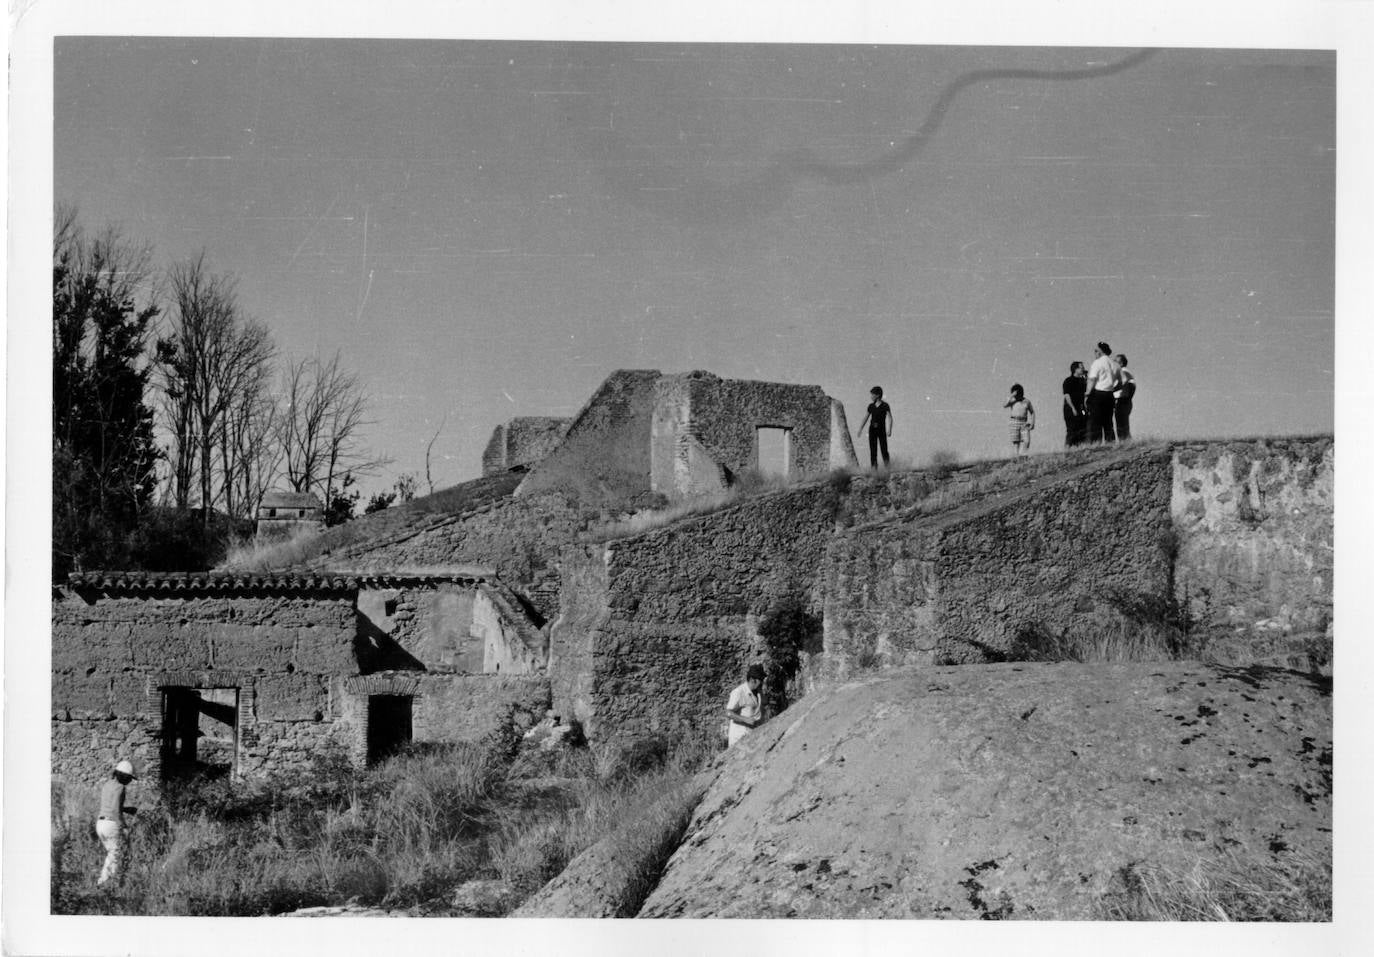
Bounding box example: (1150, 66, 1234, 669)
(51, 731, 718, 917)
(220, 472, 523, 572)
(585, 470, 795, 543)
(486, 732, 716, 903)
(1095, 849, 1331, 921)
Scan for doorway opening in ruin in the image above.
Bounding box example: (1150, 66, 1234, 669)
(159, 687, 239, 780)
(367, 694, 413, 765)
(756, 426, 792, 480)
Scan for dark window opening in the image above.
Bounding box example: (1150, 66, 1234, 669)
(384, 597, 399, 616)
(160, 687, 238, 781)
(268, 507, 277, 517)
(367, 695, 413, 765)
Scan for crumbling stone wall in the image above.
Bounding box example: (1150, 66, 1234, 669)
(550, 480, 845, 738)
(649, 371, 856, 500)
(1171, 438, 1333, 669)
(516, 370, 664, 507)
(340, 491, 595, 621)
(51, 588, 357, 790)
(551, 438, 1333, 743)
(340, 672, 550, 761)
(482, 416, 568, 476)
(821, 448, 1176, 674)
(684, 373, 838, 482)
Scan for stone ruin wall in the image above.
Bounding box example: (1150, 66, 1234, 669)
(52, 591, 358, 790)
(342, 491, 594, 623)
(52, 583, 553, 791)
(515, 369, 664, 507)
(481, 416, 569, 476)
(550, 480, 845, 739)
(1171, 438, 1333, 669)
(340, 672, 549, 763)
(684, 375, 838, 481)
(820, 449, 1176, 676)
(549, 437, 1334, 743)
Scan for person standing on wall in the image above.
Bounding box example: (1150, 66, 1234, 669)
(855, 386, 893, 470)
(1112, 353, 1136, 440)
(725, 664, 766, 747)
(1084, 342, 1120, 444)
(96, 758, 139, 887)
(1062, 361, 1088, 447)
(1004, 383, 1036, 457)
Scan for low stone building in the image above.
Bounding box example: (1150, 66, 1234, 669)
(51, 568, 549, 791)
(255, 490, 325, 546)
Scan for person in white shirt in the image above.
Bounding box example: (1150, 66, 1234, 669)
(725, 664, 766, 747)
(1084, 341, 1120, 444)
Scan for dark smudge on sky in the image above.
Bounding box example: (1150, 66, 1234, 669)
(565, 48, 1157, 226)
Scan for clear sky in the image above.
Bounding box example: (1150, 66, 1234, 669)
(55, 40, 1334, 491)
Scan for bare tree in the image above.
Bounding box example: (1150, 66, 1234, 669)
(275, 352, 387, 517)
(155, 251, 276, 523)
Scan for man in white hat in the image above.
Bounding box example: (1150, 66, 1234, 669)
(95, 758, 139, 887)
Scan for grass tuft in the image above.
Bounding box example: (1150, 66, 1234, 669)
(1095, 849, 1331, 921)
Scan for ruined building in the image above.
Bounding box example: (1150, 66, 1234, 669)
(51, 369, 1333, 798)
(52, 569, 547, 787)
(52, 369, 859, 791)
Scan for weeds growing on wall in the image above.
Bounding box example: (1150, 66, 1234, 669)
(1000, 585, 1205, 664)
(1094, 849, 1331, 921)
(585, 469, 793, 543)
(51, 730, 718, 917)
(756, 596, 822, 713)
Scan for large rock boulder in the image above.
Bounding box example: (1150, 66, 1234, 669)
(639, 662, 1331, 919)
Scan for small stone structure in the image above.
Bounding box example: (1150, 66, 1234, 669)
(255, 490, 325, 546)
(516, 369, 859, 505)
(481, 417, 569, 475)
(51, 569, 549, 791)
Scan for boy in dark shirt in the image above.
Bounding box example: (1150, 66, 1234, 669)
(855, 386, 893, 469)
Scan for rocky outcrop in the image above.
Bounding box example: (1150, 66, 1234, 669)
(639, 662, 1331, 919)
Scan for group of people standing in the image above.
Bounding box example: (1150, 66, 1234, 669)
(1000, 342, 1136, 457)
(857, 347, 1137, 468)
(1060, 341, 1135, 447)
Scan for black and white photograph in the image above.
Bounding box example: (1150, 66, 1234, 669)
(6, 2, 1371, 954)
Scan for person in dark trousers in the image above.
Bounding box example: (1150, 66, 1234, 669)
(1112, 353, 1136, 440)
(855, 386, 893, 469)
(1083, 342, 1119, 444)
(1062, 360, 1088, 447)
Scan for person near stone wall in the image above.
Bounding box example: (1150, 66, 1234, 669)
(1004, 384, 1036, 457)
(725, 664, 766, 747)
(95, 758, 139, 887)
(1112, 353, 1136, 440)
(855, 386, 893, 469)
(1061, 361, 1088, 447)
(1084, 341, 1120, 444)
